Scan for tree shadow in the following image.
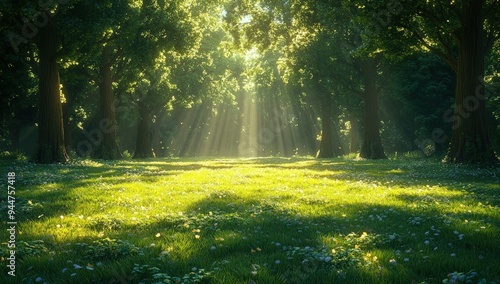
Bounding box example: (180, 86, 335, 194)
(2, 157, 499, 283)
(103, 192, 500, 283)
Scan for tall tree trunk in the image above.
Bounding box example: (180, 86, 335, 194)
(94, 44, 122, 159)
(445, 0, 498, 164)
(33, 21, 69, 163)
(134, 101, 154, 159)
(332, 120, 344, 156)
(316, 96, 342, 158)
(359, 60, 386, 159)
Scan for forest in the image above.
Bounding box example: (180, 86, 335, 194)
(0, 0, 499, 164)
(0, 0, 500, 283)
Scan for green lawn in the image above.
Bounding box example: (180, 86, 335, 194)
(1, 157, 499, 283)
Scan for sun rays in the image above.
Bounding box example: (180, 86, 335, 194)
(167, 48, 319, 158)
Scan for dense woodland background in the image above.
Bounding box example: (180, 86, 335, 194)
(0, 0, 499, 164)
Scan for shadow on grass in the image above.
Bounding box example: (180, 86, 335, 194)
(94, 193, 500, 284)
(1, 157, 499, 283)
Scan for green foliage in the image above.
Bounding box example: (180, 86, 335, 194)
(381, 52, 455, 154)
(442, 270, 497, 284)
(88, 216, 123, 231)
(0, 240, 49, 260)
(76, 238, 143, 261)
(282, 232, 380, 271)
(0, 151, 28, 162)
(132, 265, 211, 284)
(122, 150, 134, 159)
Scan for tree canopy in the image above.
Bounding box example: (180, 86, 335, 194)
(0, 0, 498, 164)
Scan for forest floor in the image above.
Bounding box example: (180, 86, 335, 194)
(0, 157, 499, 283)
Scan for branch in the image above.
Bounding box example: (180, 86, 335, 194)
(328, 71, 364, 98)
(376, 70, 392, 94)
(401, 23, 458, 72)
(436, 31, 456, 60)
(417, 6, 447, 26)
(110, 49, 123, 66)
(72, 64, 97, 82)
(484, 0, 500, 18)
(448, 3, 464, 25)
(112, 57, 129, 81)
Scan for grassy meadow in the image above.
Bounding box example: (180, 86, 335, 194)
(1, 157, 499, 283)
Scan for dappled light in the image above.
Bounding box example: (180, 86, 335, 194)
(1, 158, 499, 282)
(1, 0, 500, 283)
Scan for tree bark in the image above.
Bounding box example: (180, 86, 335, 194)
(133, 101, 154, 158)
(33, 20, 69, 163)
(445, 0, 498, 164)
(359, 60, 387, 159)
(316, 95, 342, 158)
(94, 44, 122, 160)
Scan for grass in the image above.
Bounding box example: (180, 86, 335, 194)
(0, 156, 499, 283)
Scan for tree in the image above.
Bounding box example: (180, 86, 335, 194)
(381, 52, 456, 155)
(95, 43, 122, 159)
(0, 15, 38, 152)
(0, 1, 89, 163)
(362, 0, 500, 163)
(224, 0, 345, 158)
(292, 31, 346, 158)
(445, 0, 498, 164)
(169, 27, 246, 156)
(128, 0, 200, 158)
(34, 18, 69, 163)
(63, 0, 141, 159)
(225, 0, 390, 159)
(358, 57, 387, 159)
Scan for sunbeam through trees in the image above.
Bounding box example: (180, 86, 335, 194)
(0, 0, 499, 283)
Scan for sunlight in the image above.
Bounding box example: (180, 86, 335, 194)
(169, 104, 210, 156)
(238, 88, 259, 157)
(3, 0, 500, 281)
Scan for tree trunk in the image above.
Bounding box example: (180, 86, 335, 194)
(445, 0, 498, 164)
(316, 96, 342, 158)
(94, 44, 122, 160)
(33, 21, 69, 163)
(332, 120, 344, 156)
(133, 101, 154, 159)
(359, 60, 387, 159)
